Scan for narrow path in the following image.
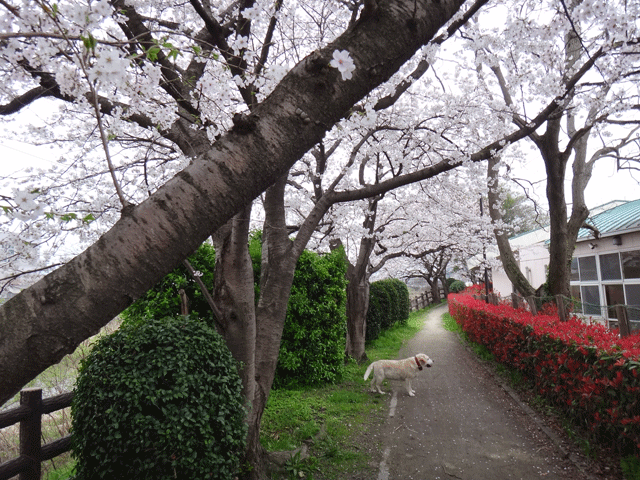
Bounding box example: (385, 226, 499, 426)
(375, 304, 585, 480)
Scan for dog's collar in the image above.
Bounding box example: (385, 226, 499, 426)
(415, 355, 423, 371)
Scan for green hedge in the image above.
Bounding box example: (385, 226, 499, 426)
(122, 235, 347, 389)
(449, 280, 466, 293)
(366, 278, 410, 343)
(72, 316, 246, 480)
(274, 248, 347, 388)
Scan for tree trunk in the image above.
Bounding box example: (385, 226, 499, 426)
(487, 156, 537, 297)
(345, 269, 370, 363)
(343, 197, 379, 362)
(243, 177, 299, 480)
(210, 205, 257, 409)
(542, 134, 571, 297)
(428, 280, 440, 303)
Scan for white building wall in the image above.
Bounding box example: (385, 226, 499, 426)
(492, 243, 549, 297)
(574, 231, 640, 256)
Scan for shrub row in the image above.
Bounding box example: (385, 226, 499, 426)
(274, 248, 347, 388)
(449, 292, 640, 455)
(366, 278, 410, 343)
(122, 236, 346, 389)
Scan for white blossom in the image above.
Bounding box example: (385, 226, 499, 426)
(330, 50, 355, 80)
(14, 190, 39, 211)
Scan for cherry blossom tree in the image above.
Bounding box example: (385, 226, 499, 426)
(1, 1, 637, 476)
(0, 0, 493, 475)
(466, 0, 640, 296)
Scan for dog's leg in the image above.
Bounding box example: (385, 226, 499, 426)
(370, 378, 380, 393)
(374, 372, 386, 394)
(405, 379, 415, 396)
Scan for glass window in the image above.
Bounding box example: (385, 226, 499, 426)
(570, 285, 582, 314)
(622, 250, 640, 279)
(570, 258, 579, 281)
(599, 253, 621, 280)
(625, 285, 640, 321)
(581, 285, 601, 315)
(604, 284, 625, 319)
(570, 285, 581, 301)
(578, 256, 598, 281)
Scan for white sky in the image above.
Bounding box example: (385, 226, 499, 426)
(512, 153, 640, 211)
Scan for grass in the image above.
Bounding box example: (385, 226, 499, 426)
(261, 304, 441, 479)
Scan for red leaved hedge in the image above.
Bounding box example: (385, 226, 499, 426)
(448, 292, 640, 455)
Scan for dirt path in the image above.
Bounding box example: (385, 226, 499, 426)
(370, 304, 596, 480)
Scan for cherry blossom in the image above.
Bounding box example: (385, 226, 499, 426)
(13, 190, 38, 211)
(330, 50, 356, 80)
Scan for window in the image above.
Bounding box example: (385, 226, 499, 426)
(581, 285, 601, 315)
(604, 284, 625, 319)
(625, 285, 640, 321)
(622, 250, 640, 279)
(570, 258, 579, 281)
(600, 253, 622, 280)
(578, 256, 598, 281)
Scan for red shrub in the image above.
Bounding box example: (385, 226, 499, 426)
(449, 293, 640, 455)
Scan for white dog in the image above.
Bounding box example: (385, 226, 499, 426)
(364, 353, 433, 396)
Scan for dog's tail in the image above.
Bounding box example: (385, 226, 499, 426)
(363, 362, 374, 380)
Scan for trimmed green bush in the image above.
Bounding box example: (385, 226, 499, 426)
(365, 281, 388, 343)
(366, 278, 410, 343)
(449, 280, 466, 293)
(274, 248, 347, 388)
(72, 316, 246, 480)
(387, 278, 410, 325)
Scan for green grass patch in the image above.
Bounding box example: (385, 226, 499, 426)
(44, 460, 75, 480)
(261, 304, 440, 479)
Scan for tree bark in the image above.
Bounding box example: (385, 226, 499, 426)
(210, 205, 257, 408)
(345, 273, 370, 362)
(343, 197, 378, 362)
(487, 156, 537, 297)
(0, 0, 470, 405)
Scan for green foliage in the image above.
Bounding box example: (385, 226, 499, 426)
(387, 278, 410, 325)
(248, 231, 262, 301)
(275, 249, 347, 388)
(121, 243, 216, 325)
(449, 280, 466, 293)
(365, 278, 410, 343)
(123, 232, 348, 389)
(621, 455, 640, 480)
(71, 316, 246, 480)
(365, 282, 385, 343)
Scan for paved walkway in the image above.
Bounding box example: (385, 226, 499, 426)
(374, 304, 588, 480)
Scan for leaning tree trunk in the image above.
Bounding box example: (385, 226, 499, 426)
(487, 156, 537, 297)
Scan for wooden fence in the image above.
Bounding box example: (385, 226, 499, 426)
(0, 388, 73, 480)
(410, 287, 446, 311)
